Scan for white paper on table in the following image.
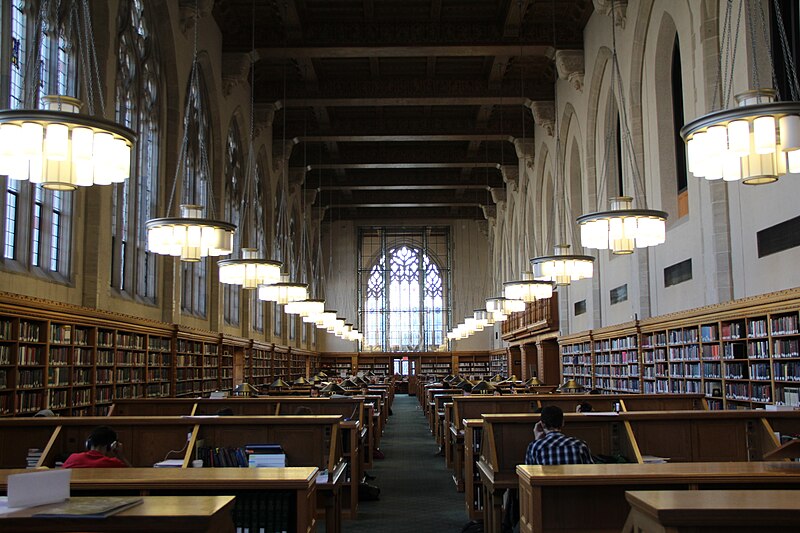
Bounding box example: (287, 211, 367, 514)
(7, 469, 71, 508)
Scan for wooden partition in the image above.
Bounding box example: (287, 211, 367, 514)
(108, 398, 364, 518)
(474, 410, 797, 533)
(447, 394, 705, 496)
(0, 417, 195, 469)
(477, 413, 640, 533)
(517, 462, 800, 533)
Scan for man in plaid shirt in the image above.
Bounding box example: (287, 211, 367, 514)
(525, 405, 594, 465)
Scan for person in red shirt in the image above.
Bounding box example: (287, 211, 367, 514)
(62, 426, 130, 468)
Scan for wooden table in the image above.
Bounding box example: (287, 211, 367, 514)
(0, 467, 319, 533)
(623, 490, 800, 532)
(517, 462, 800, 533)
(0, 495, 235, 532)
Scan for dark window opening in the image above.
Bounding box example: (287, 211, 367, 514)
(616, 115, 624, 196)
(770, 0, 800, 102)
(757, 215, 800, 257)
(671, 36, 687, 195)
(610, 284, 628, 305)
(574, 300, 587, 316)
(664, 258, 692, 287)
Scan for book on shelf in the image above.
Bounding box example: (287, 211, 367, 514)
(32, 496, 143, 518)
(26, 448, 42, 469)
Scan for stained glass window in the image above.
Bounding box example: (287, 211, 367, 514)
(359, 228, 450, 352)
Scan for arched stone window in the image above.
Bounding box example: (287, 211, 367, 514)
(359, 228, 449, 352)
(180, 63, 212, 317)
(2, 0, 75, 279)
(112, 0, 161, 300)
(223, 118, 243, 325)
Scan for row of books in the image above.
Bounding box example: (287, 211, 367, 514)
(196, 444, 286, 468)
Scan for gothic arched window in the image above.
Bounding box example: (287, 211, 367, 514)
(180, 63, 211, 317)
(112, 0, 160, 300)
(2, 0, 75, 279)
(360, 228, 449, 352)
(223, 119, 243, 325)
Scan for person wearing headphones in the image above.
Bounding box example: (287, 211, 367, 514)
(62, 426, 130, 468)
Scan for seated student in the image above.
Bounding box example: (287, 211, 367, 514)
(576, 401, 593, 413)
(526, 405, 593, 465)
(62, 426, 130, 468)
(504, 406, 593, 532)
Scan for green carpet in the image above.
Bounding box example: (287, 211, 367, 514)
(342, 394, 467, 532)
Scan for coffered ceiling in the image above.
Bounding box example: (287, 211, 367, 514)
(212, 0, 593, 221)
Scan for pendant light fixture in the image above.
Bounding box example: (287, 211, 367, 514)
(0, 1, 135, 190)
(258, 49, 307, 304)
(146, 0, 236, 261)
(218, 3, 281, 287)
(501, 0, 555, 302)
(576, 1, 666, 255)
(530, 0, 594, 285)
(680, 1, 800, 183)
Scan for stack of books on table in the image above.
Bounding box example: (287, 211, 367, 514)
(26, 448, 42, 469)
(245, 444, 286, 468)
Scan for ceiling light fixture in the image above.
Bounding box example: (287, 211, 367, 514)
(680, 2, 800, 183)
(0, 1, 135, 190)
(146, 0, 235, 261)
(576, 1, 666, 255)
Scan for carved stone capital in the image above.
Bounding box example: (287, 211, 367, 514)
(310, 208, 325, 225)
(289, 167, 307, 186)
(500, 165, 519, 192)
(221, 53, 251, 97)
(529, 101, 555, 137)
(554, 50, 585, 92)
(592, 0, 627, 28)
(253, 106, 276, 138)
(273, 140, 297, 164)
(304, 189, 318, 207)
(489, 187, 506, 205)
(477, 219, 489, 237)
(179, 0, 213, 35)
(481, 204, 497, 221)
(513, 138, 535, 171)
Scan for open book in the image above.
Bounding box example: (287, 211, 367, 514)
(32, 497, 143, 518)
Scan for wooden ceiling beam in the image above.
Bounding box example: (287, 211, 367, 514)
(299, 134, 514, 143)
(307, 162, 501, 170)
(255, 44, 553, 59)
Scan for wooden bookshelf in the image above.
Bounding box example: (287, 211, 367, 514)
(356, 355, 392, 377)
(455, 353, 490, 379)
(559, 331, 593, 390)
(249, 342, 273, 388)
(0, 292, 316, 416)
(488, 351, 509, 377)
(560, 288, 800, 409)
(419, 353, 452, 378)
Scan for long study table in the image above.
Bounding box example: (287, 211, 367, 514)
(0, 467, 320, 533)
(0, 495, 236, 533)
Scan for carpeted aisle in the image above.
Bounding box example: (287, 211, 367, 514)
(342, 393, 467, 532)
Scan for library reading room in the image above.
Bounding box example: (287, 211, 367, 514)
(2, 0, 800, 531)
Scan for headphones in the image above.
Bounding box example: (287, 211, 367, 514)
(86, 438, 118, 452)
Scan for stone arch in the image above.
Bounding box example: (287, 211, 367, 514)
(585, 46, 613, 215)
